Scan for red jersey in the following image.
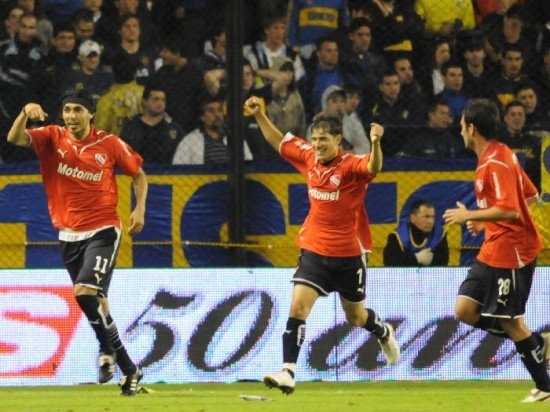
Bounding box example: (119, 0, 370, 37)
(475, 140, 542, 268)
(280, 134, 376, 257)
(27, 125, 143, 231)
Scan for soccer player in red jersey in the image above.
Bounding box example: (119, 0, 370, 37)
(443, 99, 550, 403)
(7, 89, 148, 396)
(244, 95, 400, 395)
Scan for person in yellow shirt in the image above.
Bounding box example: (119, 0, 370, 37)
(95, 53, 144, 135)
(415, 0, 476, 36)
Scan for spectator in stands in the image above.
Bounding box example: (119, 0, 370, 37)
(437, 60, 470, 123)
(461, 36, 494, 98)
(417, 36, 452, 98)
(479, 0, 522, 32)
(243, 14, 305, 87)
(38, 23, 77, 115)
(483, 4, 539, 74)
(103, 14, 157, 86)
(499, 100, 541, 190)
(415, 0, 476, 37)
(197, 26, 226, 73)
(15, 0, 52, 54)
(172, 97, 253, 165)
(343, 83, 371, 154)
(383, 199, 449, 267)
(364, 0, 424, 59)
(371, 70, 424, 156)
(62, 40, 113, 104)
(339, 17, 387, 118)
(490, 43, 530, 108)
(286, 0, 349, 61)
(515, 82, 550, 136)
(42, 0, 82, 25)
(398, 97, 464, 158)
(299, 36, 345, 122)
(307, 85, 370, 155)
(534, 45, 550, 115)
(95, 0, 159, 50)
(266, 58, 307, 139)
(120, 84, 184, 164)
(393, 54, 426, 113)
(0, 12, 43, 162)
(95, 53, 143, 134)
(0, 4, 24, 41)
(152, 37, 205, 135)
(82, 0, 102, 23)
(72, 9, 97, 46)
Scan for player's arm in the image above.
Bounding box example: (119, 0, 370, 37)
(128, 167, 148, 236)
(7, 103, 48, 147)
(366, 123, 383, 174)
(244, 96, 283, 151)
(443, 201, 518, 225)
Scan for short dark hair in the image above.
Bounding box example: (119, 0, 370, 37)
(410, 199, 434, 215)
(311, 114, 343, 136)
(514, 81, 538, 96)
(504, 100, 524, 115)
(502, 43, 523, 58)
(142, 83, 165, 100)
(440, 60, 463, 76)
(427, 95, 449, 113)
(378, 69, 399, 84)
(118, 13, 140, 29)
(349, 17, 371, 34)
(53, 22, 75, 37)
(199, 96, 223, 116)
(463, 99, 500, 139)
(61, 88, 96, 114)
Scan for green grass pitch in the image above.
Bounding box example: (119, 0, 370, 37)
(1, 381, 546, 412)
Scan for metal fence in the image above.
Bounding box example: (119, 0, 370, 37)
(0, 0, 549, 268)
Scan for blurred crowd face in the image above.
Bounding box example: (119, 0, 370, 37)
(264, 21, 286, 48)
(74, 20, 95, 41)
(16, 0, 34, 13)
(350, 25, 372, 54)
(144, 90, 166, 117)
(115, 0, 139, 15)
(345, 93, 360, 114)
(394, 58, 414, 85)
(325, 94, 346, 117)
(120, 17, 140, 42)
(316, 41, 339, 69)
(213, 31, 226, 58)
(52, 30, 76, 53)
(379, 74, 401, 104)
(16, 15, 37, 44)
(443, 67, 463, 92)
(201, 101, 225, 131)
(79, 52, 100, 73)
(464, 48, 485, 68)
(434, 42, 451, 68)
(5, 7, 24, 35)
(504, 105, 526, 133)
(428, 104, 452, 129)
(503, 15, 522, 42)
(501, 50, 523, 78)
(410, 205, 436, 234)
(242, 64, 254, 91)
(517, 88, 537, 114)
(159, 47, 180, 66)
(83, 0, 102, 13)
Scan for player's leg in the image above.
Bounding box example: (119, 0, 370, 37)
(456, 260, 508, 338)
(264, 250, 327, 394)
(62, 236, 116, 383)
(336, 253, 399, 365)
(264, 283, 319, 394)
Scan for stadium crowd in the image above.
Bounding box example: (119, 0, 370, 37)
(0, 0, 549, 188)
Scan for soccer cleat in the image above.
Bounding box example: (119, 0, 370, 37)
(541, 332, 550, 366)
(521, 388, 550, 402)
(263, 369, 295, 395)
(378, 323, 400, 365)
(119, 367, 143, 396)
(98, 353, 116, 384)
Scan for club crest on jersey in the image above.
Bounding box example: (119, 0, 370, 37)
(95, 153, 107, 166)
(329, 175, 341, 188)
(475, 179, 483, 192)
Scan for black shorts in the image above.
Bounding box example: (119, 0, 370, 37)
(292, 249, 367, 303)
(60, 227, 121, 298)
(457, 258, 536, 319)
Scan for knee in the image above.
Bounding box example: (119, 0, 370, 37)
(74, 284, 97, 297)
(289, 301, 309, 319)
(345, 312, 364, 327)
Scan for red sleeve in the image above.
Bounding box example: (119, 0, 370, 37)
(280, 134, 312, 175)
(486, 160, 520, 211)
(28, 126, 55, 158)
(113, 137, 143, 176)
